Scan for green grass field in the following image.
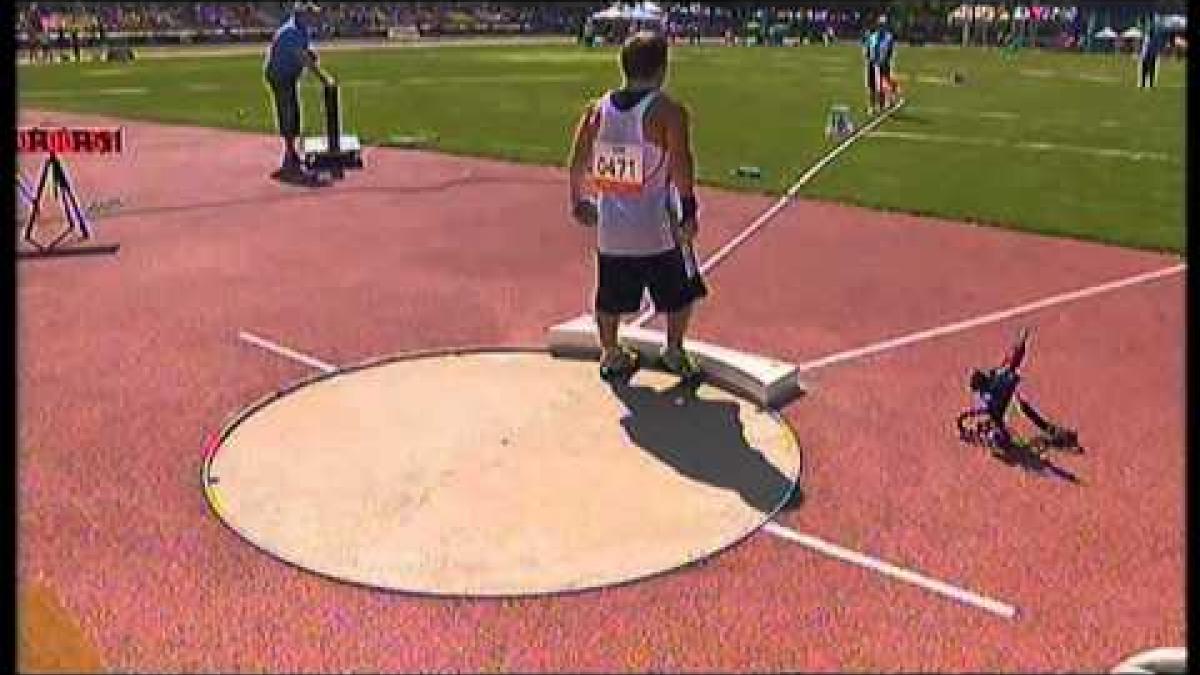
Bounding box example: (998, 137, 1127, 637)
(17, 42, 1186, 253)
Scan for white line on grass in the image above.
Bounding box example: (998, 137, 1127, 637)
(24, 87, 148, 98)
(977, 111, 1020, 120)
(867, 130, 1174, 163)
(298, 74, 582, 89)
(238, 331, 337, 373)
(630, 101, 908, 327)
(1077, 73, 1119, 83)
(97, 87, 149, 95)
(905, 106, 1020, 120)
(762, 521, 1019, 619)
(796, 263, 1185, 373)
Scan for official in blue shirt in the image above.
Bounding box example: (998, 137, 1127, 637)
(865, 15, 896, 113)
(1138, 27, 1163, 88)
(863, 26, 879, 113)
(264, 2, 333, 181)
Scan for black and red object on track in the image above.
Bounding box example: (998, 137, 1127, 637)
(303, 82, 363, 181)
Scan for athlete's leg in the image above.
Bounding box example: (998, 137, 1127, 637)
(596, 311, 623, 363)
(595, 253, 646, 375)
(665, 302, 692, 354)
(647, 248, 706, 376)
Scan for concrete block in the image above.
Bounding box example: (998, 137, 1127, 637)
(547, 314, 806, 408)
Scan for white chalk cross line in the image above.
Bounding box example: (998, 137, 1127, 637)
(797, 263, 1185, 372)
(238, 331, 338, 373)
(762, 521, 1018, 619)
(630, 101, 908, 328)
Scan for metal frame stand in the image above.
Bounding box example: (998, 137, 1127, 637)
(18, 153, 119, 259)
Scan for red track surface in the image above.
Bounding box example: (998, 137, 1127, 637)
(18, 110, 1185, 672)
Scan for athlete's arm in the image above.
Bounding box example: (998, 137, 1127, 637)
(567, 101, 599, 225)
(663, 101, 698, 242)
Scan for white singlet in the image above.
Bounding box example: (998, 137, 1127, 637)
(591, 90, 678, 256)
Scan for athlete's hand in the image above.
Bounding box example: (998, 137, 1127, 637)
(572, 199, 598, 227)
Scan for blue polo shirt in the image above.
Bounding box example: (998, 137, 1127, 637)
(868, 28, 894, 65)
(1140, 30, 1163, 60)
(264, 15, 311, 82)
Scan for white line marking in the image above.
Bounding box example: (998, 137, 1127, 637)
(21, 90, 75, 99)
(300, 74, 581, 89)
(238, 331, 337, 373)
(97, 87, 149, 95)
(867, 130, 1175, 162)
(762, 521, 1018, 618)
(907, 104, 951, 114)
(1076, 73, 1119, 83)
(630, 101, 907, 327)
(797, 264, 1185, 372)
(790, 99, 906, 192)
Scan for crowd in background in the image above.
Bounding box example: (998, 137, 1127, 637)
(16, 2, 601, 61)
(16, 2, 1187, 62)
(16, 2, 596, 37)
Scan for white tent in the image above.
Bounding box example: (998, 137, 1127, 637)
(949, 4, 999, 22)
(1120, 27, 1143, 39)
(592, 5, 625, 20)
(590, 2, 663, 22)
(1158, 14, 1186, 30)
(628, 6, 664, 22)
(1093, 27, 1119, 39)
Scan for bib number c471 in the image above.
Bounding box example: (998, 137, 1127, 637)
(591, 141, 645, 194)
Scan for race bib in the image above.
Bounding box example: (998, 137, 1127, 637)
(591, 141, 645, 194)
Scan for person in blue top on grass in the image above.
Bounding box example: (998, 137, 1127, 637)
(264, 1, 334, 182)
(864, 15, 897, 115)
(1138, 23, 1164, 88)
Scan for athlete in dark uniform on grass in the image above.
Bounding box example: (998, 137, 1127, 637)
(264, 1, 334, 182)
(568, 31, 707, 381)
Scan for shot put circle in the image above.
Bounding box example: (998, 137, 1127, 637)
(202, 348, 802, 596)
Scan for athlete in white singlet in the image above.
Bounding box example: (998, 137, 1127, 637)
(568, 31, 706, 381)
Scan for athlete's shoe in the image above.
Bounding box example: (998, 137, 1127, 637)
(660, 347, 702, 380)
(599, 346, 641, 382)
(270, 164, 308, 181)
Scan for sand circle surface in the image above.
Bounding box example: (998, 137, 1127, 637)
(204, 350, 801, 595)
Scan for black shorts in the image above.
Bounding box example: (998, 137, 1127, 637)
(595, 247, 708, 315)
(266, 74, 301, 138)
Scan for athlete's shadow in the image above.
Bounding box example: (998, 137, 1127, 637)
(990, 442, 1083, 484)
(606, 378, 803, 515)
